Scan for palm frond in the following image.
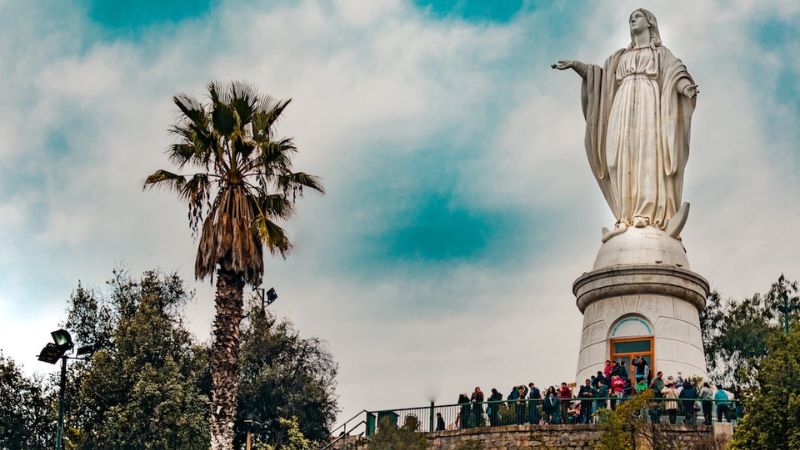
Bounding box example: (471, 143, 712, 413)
(253, 98, 292, 137)
(229, 81, 258, 127)
(241, 138, 294, 175)
(256, 194, 295, 220)
(233, 137, 256, 162)
(278, 172, 325, 194)
(211, 101, 237, 136)
(173, 94, 207, 129)
(143, 170, 186, 192)
(254, 215, 291, 257)
(168, 124, 215, 168)
(167, 143, 197, 169)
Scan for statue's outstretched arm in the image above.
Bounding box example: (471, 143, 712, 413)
(551, 60, 589, 79)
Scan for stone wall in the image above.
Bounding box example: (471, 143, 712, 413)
(423, 424, 719, 450)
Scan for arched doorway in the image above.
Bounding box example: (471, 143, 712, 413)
(609, 316, 654, 382)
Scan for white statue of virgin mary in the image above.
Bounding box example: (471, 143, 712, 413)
(554, 9, 699, 241)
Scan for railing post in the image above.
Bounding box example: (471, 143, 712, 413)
(429, 401, 435, 432)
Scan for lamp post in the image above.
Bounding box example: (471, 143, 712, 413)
(243, 417, 262, 450)
(37, 329, 95, 450)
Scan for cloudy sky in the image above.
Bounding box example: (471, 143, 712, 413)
(1, 0, 799, 423)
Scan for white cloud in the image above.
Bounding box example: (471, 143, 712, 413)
(0, 0, 799, 424)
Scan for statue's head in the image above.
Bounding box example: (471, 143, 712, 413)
(628, 8, 662, 49)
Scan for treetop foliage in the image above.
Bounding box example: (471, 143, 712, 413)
(1, 269, 337, 450)
(730, 327, 800, 449)
(701, 274, 799, 386)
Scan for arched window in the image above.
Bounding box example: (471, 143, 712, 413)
(609, 315, 654, 383)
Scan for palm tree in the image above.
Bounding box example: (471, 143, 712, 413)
(144, 82, 324, 450)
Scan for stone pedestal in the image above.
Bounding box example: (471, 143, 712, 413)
(573, 227, 709, 383)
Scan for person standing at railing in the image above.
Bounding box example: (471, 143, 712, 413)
(558, 382, 572, 424)
(679, 380, 699, 424)
(699, 382, 714, 425)
(610, 375, 625, 410)
(714, 384, 731, 422)
(635, 377, 648, 394)
(649, 371, 665, 422)
(623, 377, 634, 400)
(507, 385, 519, 409)
(514, 386, 528, 425)
(458, 394, 471, 429)
(543, 386, 561, 424)
(578, 379, 595, 424)
(596, 380, 609, 412)
(662, 382, 680, 424)
(436, 413, 446, 431)
(487, 388, 502, 427)
(528, 383, 541, 424)
(470, 387, 485, 428)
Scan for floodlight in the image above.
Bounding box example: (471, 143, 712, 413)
(37, 343, 63, 364)
(266, 288, 278, 304)
(51, 329, 73, 350)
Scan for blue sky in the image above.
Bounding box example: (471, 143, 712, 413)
(1, 0, 800, 422)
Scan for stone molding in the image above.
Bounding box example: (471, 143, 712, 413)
(573, 264, 709, 313)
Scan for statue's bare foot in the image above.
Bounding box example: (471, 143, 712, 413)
(632, 216, 649, 228)
(601, 222, 629, 243)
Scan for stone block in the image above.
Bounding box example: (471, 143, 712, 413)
(674, 298, 701, 325)
(636, 294, 674, 322)
(620, 294, 639, 313)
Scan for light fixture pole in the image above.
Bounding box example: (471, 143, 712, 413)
(56, 356, 67, 450)
(38, 329, 96, 450)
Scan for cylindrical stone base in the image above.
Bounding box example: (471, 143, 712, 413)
(573, 264, 709, 383)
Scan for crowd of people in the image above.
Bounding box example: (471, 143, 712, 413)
(441, 356, 744, 430)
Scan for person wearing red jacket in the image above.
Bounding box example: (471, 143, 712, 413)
(603, 360, 613, 380)
(610, 375, 625, 410)
(558, 382, 573, 423)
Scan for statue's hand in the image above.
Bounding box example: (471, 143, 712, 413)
(551, 60, 574, 70)
(682, 84, 700, 98)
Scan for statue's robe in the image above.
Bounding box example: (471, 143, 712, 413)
(581, 46, 695, 229)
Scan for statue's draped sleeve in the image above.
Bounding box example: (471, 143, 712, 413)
(580, 49, 624, 218)
(658, 48, 696, 199)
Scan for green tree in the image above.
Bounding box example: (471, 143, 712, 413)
(66, 270, 210, 450)
(236, 301, 338, 448)
(701, 275, 799, 386)
(596, 391, 652, 450)
(729, 328, 800, 450)
(144, 81, 324, 450)
(253, 417, 312, 450)
(369, 417, 428, 450)
(0, 353, 53, 450)
(64, 281, 113, 352)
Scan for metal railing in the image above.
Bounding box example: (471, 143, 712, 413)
(365, 396, 742, 436)
(319, 410, 368, 450)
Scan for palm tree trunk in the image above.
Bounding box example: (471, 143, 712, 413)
(210, 268, 245, 450)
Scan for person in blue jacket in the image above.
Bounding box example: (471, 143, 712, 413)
(715, 385, 731, 422)
(528, 382, 541, 424)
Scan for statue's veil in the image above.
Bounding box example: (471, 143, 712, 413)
(628, 8, 662, 49)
